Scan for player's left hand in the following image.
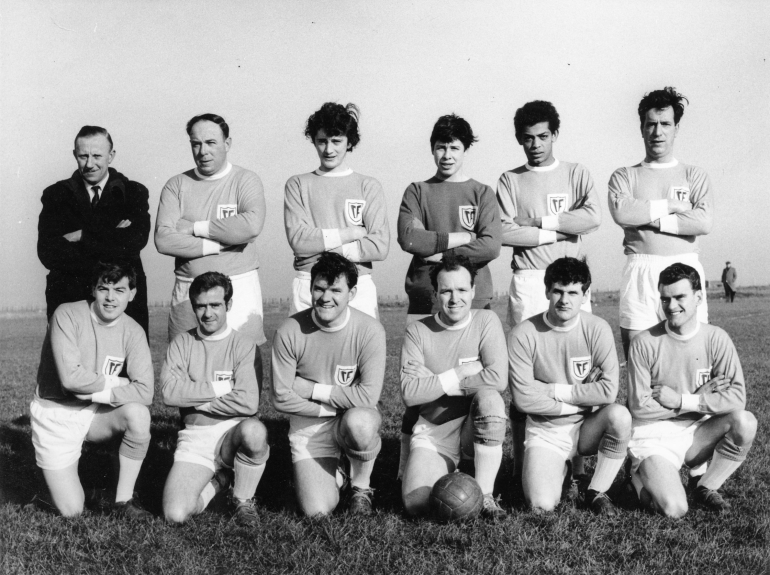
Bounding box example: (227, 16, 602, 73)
(424, 253, 443, 263)
(699, 374, 731, 394)
(74, 393, 92, 401)
(583, 366, 603, 383)
(116, 219, 132, 228)
(292, 377, 315, 399)
(63, 229, 82, 242)
(514, 216, 541, 228)
(651, 383, 682, 409)
(176, 219, 194, 235)
(402, 360, 434, 378)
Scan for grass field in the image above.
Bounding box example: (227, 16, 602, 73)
(1, 289, 769, 574)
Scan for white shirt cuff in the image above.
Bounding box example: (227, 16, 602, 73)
(553, 384, 574, 403)
(211, 379, 232, 397)
(538, 229, 558, 245)
(658, 214, 679, 235)
(650, 199, 669, 221)
(438, 370, 462, 396)
(558, 403, 582, 416)
(540, 215, 559, 231)
(342, 241, 362, 262)
(197, 402, 212, 412)
(103, 374, 121, 390)
(91, 388, 112, 405)
(322, 229, 343, 250)
(201, 239, 221, 256)
(680, 394, 701, 412)
(318, 403, 337, 417)
(193, 220, 211, 238)
(312, 384, 334, 404)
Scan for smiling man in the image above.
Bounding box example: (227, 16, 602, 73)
(608, 88, 713, 358)
(508, 258, 630, 515)
(161, 272, 268, 527)
(626, 263, 756, 517)
(38, 126, 150, 335)
(284, 102, 389, 319)
(155, 114, 267, 349)
(399, 255, 508, 519)
(270, 252, 386, 516)
(31, 261, 153, 518)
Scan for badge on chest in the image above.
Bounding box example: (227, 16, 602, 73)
(571, 356, 592, 380)
(547, 194, 568, 215)
(335, 365, 358, 386)
(102, 356, 125, 376)
(670, 186, 691, 203)
(345, 199, 366, 225)
(695, 367, 711, 390)
(459, 205, 477, 230)
(218, 204, 238, 219)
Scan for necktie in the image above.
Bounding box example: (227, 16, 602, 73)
(91, 185, 101, 209)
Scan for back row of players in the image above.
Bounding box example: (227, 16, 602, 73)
(33, 88, 755, 524)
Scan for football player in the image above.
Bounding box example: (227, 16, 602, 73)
(508, 257, 630, 515)
(284, 102, 389, 319)
(161, 272, 268, 526)
(400, 254, 508, 518)
(30, 260, 153, 518)
(496, 100, 601, 485)
(271, 253, 386, 516)
(627, 263, 756, 517)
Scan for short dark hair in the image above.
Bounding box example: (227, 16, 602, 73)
(186, 113, 230, 139)
(189, 272, 233, 304)
(430, 114, 478, 150)
(305, 102, 361, 151)
(75, 126, 113, 151)
(659, 263, 701, 291)
(638, 87, 688, 129)
(513, 101, 560, 140)
(544, 257, 591, 293)
(310, 252, 358, 290)
(430, 254, 477, 291)
(90, 260, 136, 291)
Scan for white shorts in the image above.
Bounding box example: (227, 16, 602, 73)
(508, 269, 592, 327)
(290, 271, 378, 319)
(524, 417, 583, 461)
(619, 253, 708, 331)
(174, 418, 243, 472)
(410, 415, 469, 466)
(169, 269, 266, 345)
(288, 415, 344, 463)
(30, 397, 103, 470)
(628, 417, 708, 473)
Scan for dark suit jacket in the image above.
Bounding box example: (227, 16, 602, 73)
(37, 167, 151, 334)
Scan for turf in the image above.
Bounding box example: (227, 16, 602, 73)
(1, 289, 769, 574)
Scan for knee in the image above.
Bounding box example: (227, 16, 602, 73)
(341, 408, 381, 449)
(657, 496, 688, 519)
(122, 403, 151, 436)
(299, 497, 337, 517)
(605, 404, 632, 436)
(729, 410, 757, 443)
(527, 493, 558, 513)
(56, 499, 85, 518)
(237, 418, 269, 458)
(402, 487, 431, 517)
(471, 390, 507, 446)
(163, 503, 191, 525)
(472, 389, 505, 417)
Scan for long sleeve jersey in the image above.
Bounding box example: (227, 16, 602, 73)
(397, 177, 502, 310)
(154, 164, 266, 278)
(496, 160, 600, 271)
(627, 321, 745, 423)
(508, 311, 620, 428)
(271, 308, 386, 418)
(400, 310, 507, 425)
(608, 160, 713, 256)
(35, 301, 153, 407)
(284, 170, 390, 274)
(161, 325, 260, 427)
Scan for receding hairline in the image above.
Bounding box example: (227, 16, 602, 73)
(188, 118, 228, 139)
(74, 133, 114, 152)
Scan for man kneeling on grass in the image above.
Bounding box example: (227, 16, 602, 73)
(271, 252, 386, 516)
(508, 257, 631, 515)
(627, 263, 757, 517)
(162, 272, 268, 526)
(31, 260, 153, 518)
(400, 254, 508, 519)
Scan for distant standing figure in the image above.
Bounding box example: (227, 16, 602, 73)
(38, 126, 150, 335)
(721, 262, 737, 303)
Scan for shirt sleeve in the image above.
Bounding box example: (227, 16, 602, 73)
(690, 330, 746, 414)
(400, 324, 447, 407)
(563, 321, 620, 406)
(108, 325, 154, 407)
(397, 183, 446, 256)
(608, 168, 668, 227)
(350, 177, 390, 263)
(326, 323, 386, 409)
(626, 336, 673, 420)
(203, 171, 266, 246)
(154, 176, 212, 258)
(496, 172, 543, 248)
(283, 175, 328, 257)
(456, 313, 507, 395)
(203, 337, 260, 417)
(551, 165, 601, 236)
(161, 336, 223, 407)
(667, 167, 713, 237)
(451, 185, 502, 264)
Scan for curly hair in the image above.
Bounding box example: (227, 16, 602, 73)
(305, 102, 361, 151)
(638, 87, 688, 129)
(310, 252, 359, 290)
(513, 100, 560, 140)
(429, 114, 478, 150)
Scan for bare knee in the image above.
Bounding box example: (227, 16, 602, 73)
(56, 499, 85, 517)
(729, 410, 757, 443)
(121, 403, 151, 436)
(237, 418, 269, 459)
(163, 503, 192, 525)
(527, 493, 559, 513)
(298, 495, 338, 517)
(341, 408, 381, 451)
(402, 487, 431, 517)
(656, 495, 688, 519)
(605, 404, 632, 436)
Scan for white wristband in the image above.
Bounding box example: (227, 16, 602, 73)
(103, 374, 121, 390)
(197, 402, 212, 412)
(438, 370, 462, 396)
(91, 388, 112, 405)
(558, 403, 582, 416)
(311, 384, 334, 404)
(658, 214, 679, 235)
(650, 199, 669, 221)
(680, 394, 701, 413)
(211, 379, 232, 398)
(540, 215, 559, 231)
(538, 229, 558, 245)
(318, 403, 337, 417)
(553, 384, 574, 403)
(342, 241, 362, 262)
(201, 239, 221, 255)
(193, 220, 211, 238)
(322, 229, 343, 250)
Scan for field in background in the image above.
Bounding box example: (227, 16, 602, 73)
(1, 289, 768, 574)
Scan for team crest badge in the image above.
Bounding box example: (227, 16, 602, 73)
(459, 356, 479, 366)
(214, 371, 233, 382)
(570, 356, 592, 380)
(335, 365, 358, 387)
(217, 204, 238, 219)
(459, 206, 477, 230)
(695, 368, 711, 390)
(102, 356, 125, 376)
(547, 194, 568, 215)
(671, 187, 691, 203)
(345, 199, 366, 225)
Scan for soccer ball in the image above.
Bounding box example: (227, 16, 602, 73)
(429, 472, 483, 523)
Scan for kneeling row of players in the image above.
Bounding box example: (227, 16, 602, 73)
(31, 254, 756, 524)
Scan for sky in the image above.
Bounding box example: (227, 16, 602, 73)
(1, 1, 768, 309)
